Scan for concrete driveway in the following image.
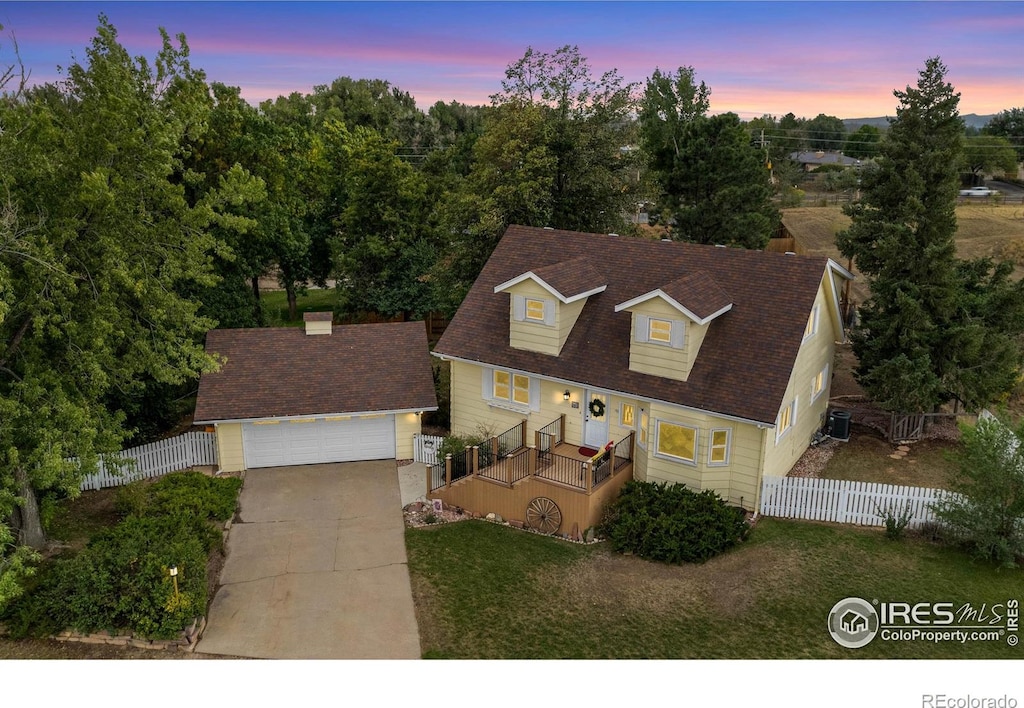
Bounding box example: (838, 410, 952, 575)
(196, 461, 421, 659)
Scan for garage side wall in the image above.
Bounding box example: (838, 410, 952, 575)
(216, 423, 245, 472)
(395, 412, 420, 460)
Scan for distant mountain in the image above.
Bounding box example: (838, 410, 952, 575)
(843, 114, 996, 131)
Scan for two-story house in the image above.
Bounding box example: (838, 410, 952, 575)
(429, 225, 852, 533)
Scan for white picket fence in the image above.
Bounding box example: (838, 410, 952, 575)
(78, 431, 218, 491)
(412, 433, 445, 465)
(759, 475, 948, 528)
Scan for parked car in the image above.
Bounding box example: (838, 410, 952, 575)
(959, 186, 999, 197)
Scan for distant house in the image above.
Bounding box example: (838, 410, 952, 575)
(790, 150, 861, 172)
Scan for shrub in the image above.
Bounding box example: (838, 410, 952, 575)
(115, 480, 150, 518)
(877, 503, 913, 541)
(2, 471, 242, 639)
(4, 514, 218, 639)
(148, 471, 242, 522)
(600, 481, 750, 563)
(931, 416, 1024, 568)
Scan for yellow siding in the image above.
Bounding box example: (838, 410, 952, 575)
(216, 422, 244, 473)
(507, 280, 560, 356)
(624, 298, 709, 382)
(394, 412, 420, 460)
(450, 359, 585, 442)
(642, 401, 764, 509)
(761, 278, 837, 484)
(557, 298, 586, 351)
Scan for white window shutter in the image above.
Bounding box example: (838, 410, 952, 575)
(529, 377, 541, 411)
(482, 367, 494, 399)
(670, 319, 685, 349)
(513, 295, 526, 321)
(543, 299, 555, 326)
(635, 314, 650, 343)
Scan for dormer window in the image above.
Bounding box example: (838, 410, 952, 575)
(525, 298, 546, 322)
(648, 318, 673, 344)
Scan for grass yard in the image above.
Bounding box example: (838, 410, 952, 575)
(819, 432, 960, 489)
(259, 288, 338, 327)
(406, 518, 1022, 659)
(782, 204, 1024, 303)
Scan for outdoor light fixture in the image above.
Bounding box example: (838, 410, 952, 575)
(169, 565, 180, 601)
(563, 390, 570, 401)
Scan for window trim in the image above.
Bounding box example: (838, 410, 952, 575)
(638, 408, 649, 449)
(654, 419, 698, 465)
(811, 363, 829, 402)
(803, 305, 820, 341)
(648, 317, 673, 344)
(524, 297, 546, 322)
(708, 428, 731, 466)
(620, 402, 636, 428)
(776, 398, 798, 443)
(487, 368, 535, 412)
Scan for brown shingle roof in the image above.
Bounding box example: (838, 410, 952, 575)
(194, 321, 437, 422)
(303, 311, 333, 322)
(659, 272, 733, 322)
(434, 225, 831, 425)
(530, 257, 606, 301)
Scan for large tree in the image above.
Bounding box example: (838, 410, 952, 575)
(640, 68, 777, 248)
(804, 113, 847, 152)
(962, 134, 1018, 182)
(836, 57, 1024, 412)
(489, 45, 638, 233)
(983, 107, 1024, 163)
(0, 18, 235, 566)
(326, 123, 435, 319)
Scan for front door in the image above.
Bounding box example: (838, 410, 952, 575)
(584, 391, 610, 449)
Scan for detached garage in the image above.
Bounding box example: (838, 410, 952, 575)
(193, 313, 437, 472)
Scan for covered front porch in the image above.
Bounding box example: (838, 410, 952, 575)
(426, 416, 635, 535)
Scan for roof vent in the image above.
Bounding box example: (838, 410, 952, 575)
(785, 251, 796, 256)
(661, 238, 672, 243)
(543, 226, 554, 230)
(608, 233, 619, 237)
(303, 311, 333, 335)
(714, 244, 726, 248)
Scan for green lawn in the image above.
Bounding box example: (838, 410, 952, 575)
(406, 518, 1022, 659)
(820, 435, 960, 489)
(259, 288, 338, 327)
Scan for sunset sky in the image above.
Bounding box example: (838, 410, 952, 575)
(1, 1, 1021, 120)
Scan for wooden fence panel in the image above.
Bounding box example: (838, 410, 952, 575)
(759, 476, 947, 528)
(78, 431, 218, 491)
(413, 433, 445, 464)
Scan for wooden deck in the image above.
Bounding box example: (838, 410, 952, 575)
(427, 434, 635, 535)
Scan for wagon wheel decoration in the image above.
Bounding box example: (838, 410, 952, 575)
(526, 497, 562, 534)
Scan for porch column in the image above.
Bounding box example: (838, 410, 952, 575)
(444, 453, 452, 489)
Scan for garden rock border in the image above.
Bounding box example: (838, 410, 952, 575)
(52, 616, 206, 652)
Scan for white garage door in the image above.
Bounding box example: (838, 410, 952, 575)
(242, 416, 396, 468)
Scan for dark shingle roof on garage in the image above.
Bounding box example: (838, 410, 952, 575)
(194, 321, 437, 423)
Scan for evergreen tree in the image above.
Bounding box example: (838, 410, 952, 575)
(837, 57, 1024, 411)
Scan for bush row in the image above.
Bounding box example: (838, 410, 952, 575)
(3, 471, 241, 640)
